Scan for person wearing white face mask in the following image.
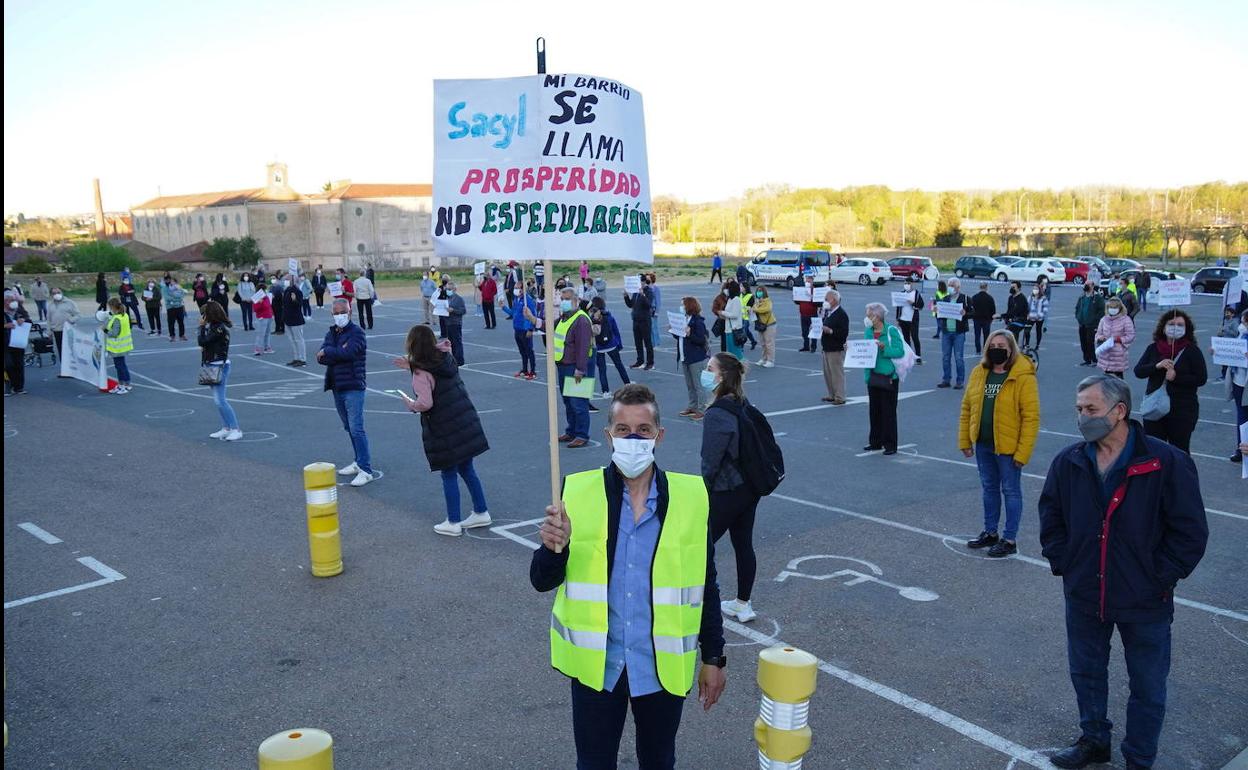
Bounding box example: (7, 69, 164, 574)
(4, 292, 33, 395)
(442, 281, 467, 365)
(863, 302, 906, 455)
(555, 286, 594, 449)
(1132, 309, 1207, 455)
(1093, 296, 1135, 378)
(531, 383, 726, 768)
(317, 299, 376, 487)
(46, 287, 80, 359)
(1212, 310, 1248, 462)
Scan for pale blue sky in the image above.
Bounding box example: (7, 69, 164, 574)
(4, 0, 1246, 216)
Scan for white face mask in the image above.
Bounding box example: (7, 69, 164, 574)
(1164, 324, 1185, 340)
(1239, 324, 1248, 335)
(514, 289, 522, 297)
(863, 317, 874, 328)
(52, 293, 63, 301)
(333, 313, 350, 328)
(1107, 307, 1121, 316)
(611, 437, 656, 479)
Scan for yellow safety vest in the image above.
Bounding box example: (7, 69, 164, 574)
(105, 313, 133, 355)
(552, 309, 593, 362)
(550, 469, 709, 696)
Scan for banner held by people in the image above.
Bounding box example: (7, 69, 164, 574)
(59, 322, 109, 390)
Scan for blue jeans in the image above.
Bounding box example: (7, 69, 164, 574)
(514, 329, 536, 374)
(596, 349, 630, 394)
(940, 329, 966, 385)
(112, 355, 130, 384)
(209, 362, 239, 429)
(332, 389, 372, 474)
(974, 443, 1022, 540)
(557, 363, 590, 439)
(1065, 602, 1171, 767)
(440, 458, 488, 524)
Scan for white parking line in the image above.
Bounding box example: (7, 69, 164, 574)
(489, 516, 1052, 769)
(4, 556, 127, 610)
(18, 522, 63, 544)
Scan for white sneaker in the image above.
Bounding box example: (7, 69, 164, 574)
(337, 462, 360, 476)
(209, 428, 231, 439)
(761, 361, 775, 368)
(461, 511, 492, 529)
(720, 599, 757, 622)
(349, 470, 375, 487)
(223, 429, 244, 441)
(434, 519, 463, 537)
(755, 359, 768, 366)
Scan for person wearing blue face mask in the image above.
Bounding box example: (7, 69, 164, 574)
(555, 286, 594, 448)
(530, 383, 726, 769)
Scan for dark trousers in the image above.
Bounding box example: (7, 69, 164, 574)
(571, 670, 685, 770)
(799, 315, 813, 349)
(1065, 603, 1171, 768)
(53, 330, 63, 360)
(632, 318, 653, 366)
(145, 306, 162, 333)
(273, 307, 285, 333)
(124, 299, 143, 327)
(482, 302, 496, 329)
(302, 299, 312, 316)
(1142, 414, 1196, 455)
(445, 323, 464, 365)
(972, 318, 992, 353)
(240, 301, 254, 331)
(515, 329, 536, 375)
(710, 489, 760, 601)
(899, 319, 922, 358)
(596, 349, 630, 393)
(5, 349, 25, 392)
(167, 307, 186, 339)
(867, 378, 899, 451)
(1078, 325, 1097, 364)
(357, 299, 374, 329)
(1034, 322, 1045, 349)
(314, 290, 325, 307)
(709, 267, 722, 283)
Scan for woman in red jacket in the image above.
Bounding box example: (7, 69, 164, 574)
(252, 282, 275, 355)
(479, 275, 498, 330)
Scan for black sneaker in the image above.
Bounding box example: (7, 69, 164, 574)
(1231, 453, 1243, 463)
(862, 445, 883, 452)
(937, 382, 951, 388)
(987, 540, 1017, 558)
(967, 531, 999, 549)
(882, 448, 897, 456)
(1049, 737, 1111, 769)
(587, 404, 599, 413)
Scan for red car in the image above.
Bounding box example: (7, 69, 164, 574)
(1057, 259, 1091, 285)
(885, 256, 934, 281)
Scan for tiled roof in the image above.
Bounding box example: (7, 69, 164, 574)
(159, 241, 212, 264)
(4, 246, 61, 265)
(133, 188, 305, 210)
(314, 184, 432, 200)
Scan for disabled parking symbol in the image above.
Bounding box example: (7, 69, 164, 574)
(774, 555, 939, 602)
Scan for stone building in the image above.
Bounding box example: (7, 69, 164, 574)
(129, 163, 442, 271)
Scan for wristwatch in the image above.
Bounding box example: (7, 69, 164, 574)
(704, 655, 727, 669)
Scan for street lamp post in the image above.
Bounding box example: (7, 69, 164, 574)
(1017, 192, 1030, 256)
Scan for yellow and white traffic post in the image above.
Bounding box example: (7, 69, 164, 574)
(303, 462, 343, 577)
(258, 728, 333, 769)
(754, 645, 818, 769)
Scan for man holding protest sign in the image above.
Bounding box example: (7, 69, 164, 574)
(555, 285, 594, 449)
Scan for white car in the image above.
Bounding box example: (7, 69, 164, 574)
(830, 258, 893, 285)
(993, 258, 1066, 284)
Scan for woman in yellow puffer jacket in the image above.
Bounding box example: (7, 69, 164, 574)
(957, 329, 1040, 557)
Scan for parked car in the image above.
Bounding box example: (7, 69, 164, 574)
(829, 258, 894, 285)
(1103, 257, 1142, 275)
(1120, 268, 1185, 305)
(746, 250, 832, 288)
(1189, 266, 1238, 295)
(953, 255, 1003, 279)
(993, 258, 1067, 284)
(885, 256, 936, 281)
(994, 256, 1025, 268)
(1057, 259, 1092, 284)
(1076, 256, 1113, 290)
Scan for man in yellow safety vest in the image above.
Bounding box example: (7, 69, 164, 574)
(531, 383, 727, 769)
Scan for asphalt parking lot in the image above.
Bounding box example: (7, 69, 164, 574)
(4, 275, 1246, 769)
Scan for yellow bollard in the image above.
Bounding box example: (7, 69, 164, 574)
(258, 728, 333, 769)
(303, 462, 343, 577)
(754, 645, 818, 769)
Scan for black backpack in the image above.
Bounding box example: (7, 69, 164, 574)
(713, 398, 785, 496)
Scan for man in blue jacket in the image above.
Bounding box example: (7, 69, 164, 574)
(317, 299, 376, 487)
(1039, 374, 1207, 770)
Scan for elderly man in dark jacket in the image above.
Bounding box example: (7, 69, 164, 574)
(623, 277, 654, 370)
(1039, 374, 1207, 770)
(318, 298, 375, 487)
(555, 286, 594, 449)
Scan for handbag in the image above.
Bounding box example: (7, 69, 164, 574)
(198, 363, 225, 386)
(732, 327, 748, 347)
(867, 371, 895, 390)
(711, 317, 726, 338)
(754, 319, 767, 333)
(1139, 349, 1183, 420)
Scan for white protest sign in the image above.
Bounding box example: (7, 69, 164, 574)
(142, 290, 154, 301)
(288, 258, 300, 274)
(59, 323, 109, 389)
(251, 290, 267, 303)
(328, 281, 344, 297)
(474, 261, 486, 276)
(844, 339, 879, 369)
(433, 299, 450, 317)
(1211, 336, 1247, 368)
(792, 287, 812, 302)
(891, 291, 913, 307)
(624, 275, 641, 295)
(936, 301, 964, 320)
(1157, 280, 1190, 306)
(811, 287, 830, 304)
(808, 318, 823, 340)
(667, 311, 687, 337)
(433, 74, 652, 264)
(1094, 337, 1116, 357)
(1225, 276, 1243, 306)
(7, 322, 31, 349)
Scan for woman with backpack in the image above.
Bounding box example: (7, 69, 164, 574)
(191, 274, 209, 311)
(394, 324, 491, 537)
(702, 352, 763, 623)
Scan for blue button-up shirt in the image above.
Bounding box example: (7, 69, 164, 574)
(603, 475, 662, 696)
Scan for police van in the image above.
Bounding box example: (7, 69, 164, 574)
(745, 250, 832, 288)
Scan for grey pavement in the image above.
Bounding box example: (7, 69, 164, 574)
(3, 278, 1245, 769)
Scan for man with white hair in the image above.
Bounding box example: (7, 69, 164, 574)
(937, 277, 973, 390)
(443, 281, 467, 365)
(317, 298, 376, 486)
(1040, 374, 1207, 770)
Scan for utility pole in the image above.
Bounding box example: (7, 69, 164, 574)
(901, 199, 907, 248)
